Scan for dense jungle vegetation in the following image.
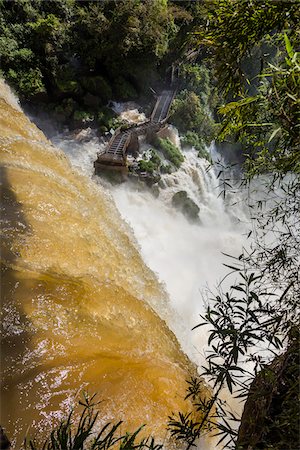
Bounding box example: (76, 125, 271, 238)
(0, 0, 299, 449)
(0, 0, 217, 141)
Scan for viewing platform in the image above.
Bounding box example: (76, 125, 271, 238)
(94, 88, 176, 174)
(151, 90, 176, 123)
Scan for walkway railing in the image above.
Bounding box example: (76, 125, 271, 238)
(94, 74, 178, 172)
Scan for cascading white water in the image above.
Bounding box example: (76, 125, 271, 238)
(27, 111, 252, 450)
(53, 125, 249, 370)
(110, 101, 147, 124)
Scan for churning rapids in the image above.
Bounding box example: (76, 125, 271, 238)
(53, 115, 249, 367)
(1, 85, 248, 448)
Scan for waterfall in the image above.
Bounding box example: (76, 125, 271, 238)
(0, 83, 213, 448)
(52, 122, 249, 371)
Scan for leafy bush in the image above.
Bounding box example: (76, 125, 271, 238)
(27, 13, 62, 36)
(171, 90, 216, 144)
(181, 131, 210, 160)
(56, 78, 80, 95)
(97, 107, 121, 131)
(180, 63, 211, 99)
(73, 110, 94, 122)
(7, 67, 45, 96)
(149, 149, 161, 169)
(138, 150, 161, 174)
(113, 76, 137, 100)
(158, 138, 184, 168)
(138, 159, 156, 174)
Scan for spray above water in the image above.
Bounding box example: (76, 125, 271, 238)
(53, 118, 249, 370)
(110, 101, 148, 125)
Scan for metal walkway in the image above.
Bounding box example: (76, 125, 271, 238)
(105, 130, 131, 159)
(94, 87, 177, 172)
(151, 90, 175, 123)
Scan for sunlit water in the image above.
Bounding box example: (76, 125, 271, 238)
(1, 83, 215, 448)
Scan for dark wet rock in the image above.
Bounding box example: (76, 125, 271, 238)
(172, 191, 200, 222)
(0, 426, 10, 449)
(151, 184, 160, 198)
(237, 328, 300, 450)
(126, 132, 139, 157)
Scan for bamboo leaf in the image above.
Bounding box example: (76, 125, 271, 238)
(284, 33, 294, 59)
(268, 127, 281, 143)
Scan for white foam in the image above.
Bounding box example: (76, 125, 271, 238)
(54, 126, 249, 371)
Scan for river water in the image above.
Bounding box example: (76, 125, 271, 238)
(1, 86, 248, 448)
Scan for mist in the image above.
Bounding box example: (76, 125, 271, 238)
(53, 123, 249, 369)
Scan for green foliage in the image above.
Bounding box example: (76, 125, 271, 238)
(168, 412, 202, 449)
(181, 131, 209, 160)
(217, 44, 300, 176)
(59, 98, 78, 118)
(138, 150, 161, 175)
(55, 67, 80, 94)
(80, 76, 112, 103)
(27, 13, 61, 36)
(195, 270, 285, 383)
(179, 62, 213, 106)
(190, 1, 300, 176)
(171, 90, 216, 144)
(158, 138, 184, 168)
(101, 0, 176, 59)
(138, 160, 156, 175)
(96, 107, 122, 131)
(0, 0, 185, 108)
(0, 0, 70, 98)
(7, 67, 45, 96)
(196, 4, 300, 342)
(193, 0, 300, 97)
(169, 268, 294, 449)
(113, 77, 137, 101)
(73, 110, 94, 123)
(24, 392, 163, 450)
(149, 149, 161, 168)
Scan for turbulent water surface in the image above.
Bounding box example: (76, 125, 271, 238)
(0, 83, 209, 446)
(55, 125, 248, 367)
